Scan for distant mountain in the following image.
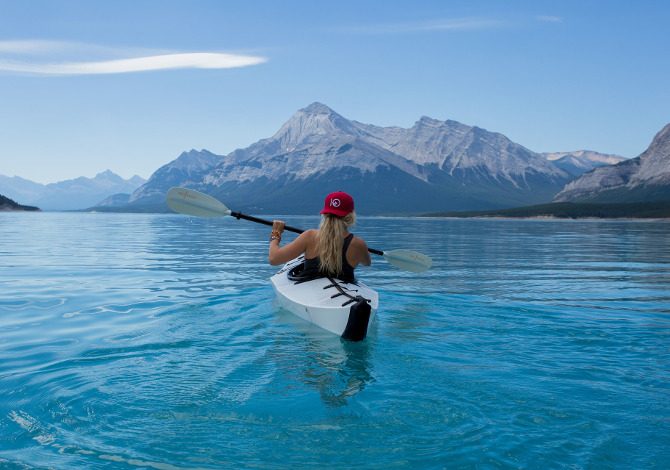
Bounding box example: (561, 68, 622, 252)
(122, 103, 575, 214)
(0, 175, 45, 203)
(554, 124, 670, 203)
(0, 171, 146, 210)
(93, 193, 131, 208)
(542, 150, 626, 177)
(126, 149, 222, 210)
(0, 194, 39, 211)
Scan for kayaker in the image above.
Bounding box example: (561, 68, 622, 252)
(268, 191, 371, 282)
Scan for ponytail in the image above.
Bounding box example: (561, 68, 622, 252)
(316, 212, 356, 275)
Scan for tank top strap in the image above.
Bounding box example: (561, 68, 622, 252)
(342, 233, 354, 254)
(339, 233, 356, 283)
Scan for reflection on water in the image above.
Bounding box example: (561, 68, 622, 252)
(273, 309, 374, 407)
(0, 213, 669, 468)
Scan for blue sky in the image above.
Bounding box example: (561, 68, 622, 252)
(1, 0, 668, 183)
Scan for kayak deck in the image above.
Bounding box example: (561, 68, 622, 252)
(270, 256, 378, 339)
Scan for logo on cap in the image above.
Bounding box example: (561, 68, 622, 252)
(320, 191, 354, 217)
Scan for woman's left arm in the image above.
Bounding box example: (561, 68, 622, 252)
(268, 221, 311, 265)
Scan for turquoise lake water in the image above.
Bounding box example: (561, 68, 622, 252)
(1, 213, 669, 469)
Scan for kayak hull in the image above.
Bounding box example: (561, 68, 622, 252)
(271, 256, 378, 340)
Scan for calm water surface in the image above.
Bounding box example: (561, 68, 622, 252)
(1, 213, 669, 469)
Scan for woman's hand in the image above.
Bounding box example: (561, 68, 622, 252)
(272, 220, 285, 235)
(270, 220, 285, 243)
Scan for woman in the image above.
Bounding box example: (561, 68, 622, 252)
(268, 191, 371, 282)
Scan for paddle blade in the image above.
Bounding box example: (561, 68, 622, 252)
(383, 249, 432, 272)
(166, 187, 231, 218)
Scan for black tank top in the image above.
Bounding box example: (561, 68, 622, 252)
(302, 233, 356, 283)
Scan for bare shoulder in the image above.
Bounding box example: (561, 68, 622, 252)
(302, 229, 318, 241)
(351, 236, 371, 265)
(300, 229, 319, 255)
(351, 235, 368, 250)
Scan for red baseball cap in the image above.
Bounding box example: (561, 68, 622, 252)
(320, 191, 354, 217)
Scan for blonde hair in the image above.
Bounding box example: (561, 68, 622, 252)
(317, 212, 356, 275)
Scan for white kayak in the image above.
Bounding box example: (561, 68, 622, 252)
(270, 256, 379, 341)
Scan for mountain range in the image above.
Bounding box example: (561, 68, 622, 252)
(118, 103, 626, 215)
(5, 103, 666, 215)
(554, 123, 670, 203)
(0, 171, 146, 211)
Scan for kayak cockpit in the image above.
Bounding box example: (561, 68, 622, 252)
(271, 256, 378, 341)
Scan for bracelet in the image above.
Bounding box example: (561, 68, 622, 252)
(270, 230, 282, 242)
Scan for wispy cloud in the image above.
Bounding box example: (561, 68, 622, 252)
(537, 15, 563, 23)
(0, 40, 267, 75)
(338, 17, 504, 34)
(0, 39, 77, 54)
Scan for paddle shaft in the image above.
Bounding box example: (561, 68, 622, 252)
(230, 210, 384, 256)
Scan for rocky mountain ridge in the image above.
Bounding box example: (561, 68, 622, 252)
(124, 103, 578, 214)
(554, 123, 670, 203)
(129, 150, 220, 206)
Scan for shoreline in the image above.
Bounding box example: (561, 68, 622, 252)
(2, 211, 668, 222)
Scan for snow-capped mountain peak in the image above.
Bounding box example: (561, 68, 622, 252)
(271, 102, 362, 150)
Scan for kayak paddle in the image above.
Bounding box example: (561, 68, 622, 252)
(166, 187, 432, 273)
